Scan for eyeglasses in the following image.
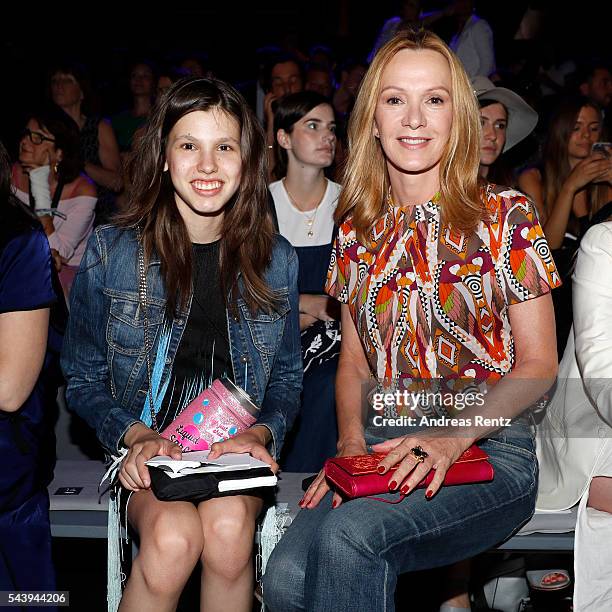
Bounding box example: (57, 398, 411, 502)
(22, 128, 56, 145)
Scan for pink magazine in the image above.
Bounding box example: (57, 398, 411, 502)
(160, 378, 259, 452)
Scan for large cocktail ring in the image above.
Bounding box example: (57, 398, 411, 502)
(409, 445, 429, 463)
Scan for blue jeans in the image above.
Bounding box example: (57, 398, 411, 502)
(263, 431, 537, 612)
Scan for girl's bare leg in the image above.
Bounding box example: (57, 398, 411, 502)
(197, 495, 263, 612)
(120, 489, 204, 612)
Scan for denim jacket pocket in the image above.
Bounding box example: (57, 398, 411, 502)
(104, 289, 165, 356)
(238, 293, 290, 355)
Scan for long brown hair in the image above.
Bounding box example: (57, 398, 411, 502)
(116, 77, 277, 315)
(337, 29, 484, 245)
(542, 96, 607, 221)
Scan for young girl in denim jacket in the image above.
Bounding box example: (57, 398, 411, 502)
(62, 77, 302, 612)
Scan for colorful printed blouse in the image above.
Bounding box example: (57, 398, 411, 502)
(326, 185, 560, 405)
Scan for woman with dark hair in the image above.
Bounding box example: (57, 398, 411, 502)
(12, 110, 97, 297)
(0, 139, 63, 597)
(61, 77, 301, 611)
(270, 91, 341, 471)
(518, 96, 612, 356)
(49, 62, 122, 223)
(474, 76, 538, 184)
(264, 30, 558, 612)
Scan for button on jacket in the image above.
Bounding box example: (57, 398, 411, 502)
(61, 225, 302, 456)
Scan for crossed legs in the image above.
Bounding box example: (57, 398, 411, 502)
(120, 489, 262, 612)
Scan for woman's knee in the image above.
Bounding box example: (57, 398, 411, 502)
(199, 497, 258, 578)
(309, 509, 373, 561)
(136, 507, 204, 592)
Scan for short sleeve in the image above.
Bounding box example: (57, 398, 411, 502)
(499, 192, 561, 305)
(325, 219, 357, 304)
(0, 227, 55, 313)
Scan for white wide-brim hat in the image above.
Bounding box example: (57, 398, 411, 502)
(472, 75, 538, 152)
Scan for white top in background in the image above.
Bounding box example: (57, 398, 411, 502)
(270, 179, 341, 247)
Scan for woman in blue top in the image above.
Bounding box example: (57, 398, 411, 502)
(0, 140, 63, 598)
(62, 77, 302, 612)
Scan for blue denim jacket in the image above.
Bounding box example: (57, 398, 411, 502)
(61, 225, 302, 456)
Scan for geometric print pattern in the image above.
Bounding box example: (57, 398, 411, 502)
(326, 184, 561, 394)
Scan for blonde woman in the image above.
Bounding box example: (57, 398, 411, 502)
(263, 30, 558, 612)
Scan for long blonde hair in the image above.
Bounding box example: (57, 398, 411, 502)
(337, 29, 484, 245)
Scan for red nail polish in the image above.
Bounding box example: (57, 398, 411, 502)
(377, 465, 386, 474)
(400, 485, 409, 495)
(388, 480, 397, 491)
(332, 500, 338, 508)
(426, 490, 433, 499)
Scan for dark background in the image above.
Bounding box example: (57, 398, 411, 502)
(2, 1, 608, 123)
(1, 2, 609, 195)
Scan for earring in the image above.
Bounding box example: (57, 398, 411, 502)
(53, 161, 60, 174)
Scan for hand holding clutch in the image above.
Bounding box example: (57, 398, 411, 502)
(324, 444, 494, 501)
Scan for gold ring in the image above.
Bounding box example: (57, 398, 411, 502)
(410, 445, 429, 463)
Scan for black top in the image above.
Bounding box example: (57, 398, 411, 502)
(157, 240, 234, 430)
(80, 115, 102, 166)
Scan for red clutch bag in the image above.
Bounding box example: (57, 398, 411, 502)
(324, 444, 494, 500)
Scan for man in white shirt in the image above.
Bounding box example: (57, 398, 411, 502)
(449, 0, 496, 78)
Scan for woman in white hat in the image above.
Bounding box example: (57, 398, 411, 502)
(473, 76, 538, 183)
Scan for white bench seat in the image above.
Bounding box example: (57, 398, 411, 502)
(48, 461, 576, 551)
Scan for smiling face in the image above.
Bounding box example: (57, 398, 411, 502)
(279, 103, 336, 170)
(19, 118, 61, 170)
(165, 109, 242, 239)
(567, 105, 601, 162)
(479, 102, 507, 169)
(374, 49, 453, 181)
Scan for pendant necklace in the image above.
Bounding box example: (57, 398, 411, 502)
(283, 178, 327, 238)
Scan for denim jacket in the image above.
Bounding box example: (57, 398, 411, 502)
(61, 225, 302, 456)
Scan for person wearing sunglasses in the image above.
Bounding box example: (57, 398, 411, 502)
(12, 110, 97, 298)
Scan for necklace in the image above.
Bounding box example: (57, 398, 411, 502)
(283, 178, 327, 238)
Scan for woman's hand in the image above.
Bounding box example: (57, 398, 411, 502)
(208, 425, 279, 473)
(372, 429, 474, 498)
(299, 438, 367, 510)
(299, 294, 338, 321)
(565, 155, 612, 193)
(264, 91, 279, 131)
(300, 312, 318, 330)
(50, 248, 63, 272)
(40, 216, 54, 235)
(20, 151, 52, 175)
(119, 423, 182, 491)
